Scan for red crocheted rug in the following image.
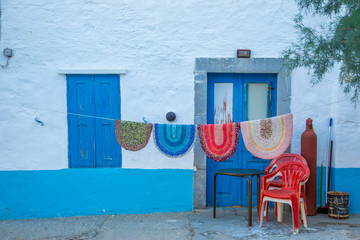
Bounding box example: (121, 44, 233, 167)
(197, 123, 240, 161)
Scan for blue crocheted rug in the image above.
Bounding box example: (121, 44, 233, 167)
(154, 124, 196, 158)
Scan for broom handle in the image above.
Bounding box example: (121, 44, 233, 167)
(328, 141, 333, 192)
(320, 165, 324, 207)
(325, 118, 333, 204)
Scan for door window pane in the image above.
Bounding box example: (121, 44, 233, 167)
(214, 83, 233, 124)
(247, 83, 268, 120)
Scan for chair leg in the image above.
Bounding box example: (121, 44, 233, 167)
(302, 186, 308, 215)
(290, 198, 300, 234)
(277, 203, 283, 222)
(303, 195, 308, 215)
(264, 201, 269, 222)
(259, 195, 263, 223)
(300, 201, 307, 228)
(259, 199, 265, 227)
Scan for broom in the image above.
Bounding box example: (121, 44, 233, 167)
(318, 118, 332, 214)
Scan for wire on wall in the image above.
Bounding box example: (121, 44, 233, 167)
(0, 97, 352, 123)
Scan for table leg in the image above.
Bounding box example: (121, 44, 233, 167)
(213, 173, 217, 218)
(248, 176, 252, 227)
(257, 175, 260, 214)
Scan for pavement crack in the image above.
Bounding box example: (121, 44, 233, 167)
(88, 214, 110, 239)
(37, 215, 111, 240)
(187, 215, 195, 240)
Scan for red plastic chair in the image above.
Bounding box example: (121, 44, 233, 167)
(259, 161, 310, 234)
(265, 153, 308, 175)
(264, 153, 308, 220)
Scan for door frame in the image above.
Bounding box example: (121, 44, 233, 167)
(193, 58, 291, 209)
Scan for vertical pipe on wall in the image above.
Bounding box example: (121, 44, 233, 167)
(0, 0, 2, 42)
(301, 118, 317, 216)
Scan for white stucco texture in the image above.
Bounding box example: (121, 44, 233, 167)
(0, 0, 359, 170)
(290, 66, 360, 169)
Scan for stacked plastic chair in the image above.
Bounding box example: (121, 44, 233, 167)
(264, 154, 308, 221)
(259, 160, 310, 234)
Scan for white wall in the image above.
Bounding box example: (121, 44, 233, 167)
(0, 0, 358, 170)
(290, 65, 360, 169)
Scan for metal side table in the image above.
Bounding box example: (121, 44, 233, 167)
(213, 168, 264, 227)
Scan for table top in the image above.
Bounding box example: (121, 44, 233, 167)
(216, 168, 264, 176)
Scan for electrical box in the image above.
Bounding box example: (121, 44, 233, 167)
(237, 49, 251, 58)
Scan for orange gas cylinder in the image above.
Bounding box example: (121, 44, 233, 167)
(301, 118, 317, 216)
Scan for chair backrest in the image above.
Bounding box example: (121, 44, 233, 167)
(265, 153, 308, 174)
(271, 161, 310, 188)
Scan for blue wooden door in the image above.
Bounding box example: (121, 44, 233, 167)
(206, 73, 276, 207)
(67, 75, 121, 168)
(241, 74, 276, 207)
(206, 74, 242, 206)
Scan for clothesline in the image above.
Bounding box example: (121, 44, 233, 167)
(2, 98, 338, 160)
(0, 100, 301, 160)
(291, 97, 350, 114)
(0, 97, 351, 123)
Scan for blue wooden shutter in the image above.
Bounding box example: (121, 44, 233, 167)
(94, 75, 121, 167)
(67, 75, 96, 168)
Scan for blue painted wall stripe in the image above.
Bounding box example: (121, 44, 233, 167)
(332, 168, 360, 214)
(316, 167, 360, 213)
(0, 169, 193, 220)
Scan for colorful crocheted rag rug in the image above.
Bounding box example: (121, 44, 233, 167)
(154, 124, 196, 158)
(197, 123, 240, 161)
(240, 113, 293, 159)
(115, 120, 153, 151)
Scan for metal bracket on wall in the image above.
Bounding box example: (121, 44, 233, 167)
(1, 48, 12, 68)
(35, 118, 45, 126)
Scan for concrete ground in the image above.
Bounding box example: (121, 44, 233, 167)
(1, 208, 360, 240)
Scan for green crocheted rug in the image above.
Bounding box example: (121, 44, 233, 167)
(115, 120, 153, 151)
